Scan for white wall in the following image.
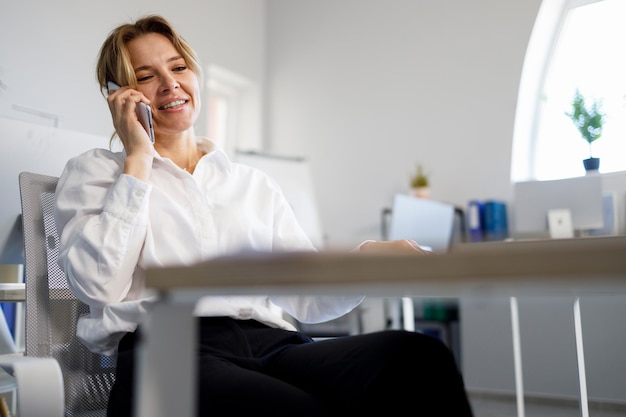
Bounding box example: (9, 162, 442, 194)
(0, 0, 266, 139)
(266, 0, 543, 248)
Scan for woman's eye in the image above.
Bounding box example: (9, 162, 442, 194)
(173, 66, 187, 72)
(137, 75, 153, 83)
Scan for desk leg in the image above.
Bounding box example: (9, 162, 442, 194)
(401, 297, 415, 331)
(388, 298, 402, 330)
(510, 297, 525, 417)
(573, 297, 589, 417)
(136, 301, 196, 417)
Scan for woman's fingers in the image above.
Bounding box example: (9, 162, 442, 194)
(359, 240, 435, 255)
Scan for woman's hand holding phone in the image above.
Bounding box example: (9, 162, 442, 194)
(107, 82, 155, 143)
(106, 82, 155, 181)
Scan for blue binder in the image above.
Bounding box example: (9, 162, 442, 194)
(467, 200, 484, 242)
(483, 200, 509, 241)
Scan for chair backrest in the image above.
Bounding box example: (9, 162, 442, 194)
(19, 171, 115, 416)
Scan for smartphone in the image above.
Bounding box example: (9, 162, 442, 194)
(107, 81, 155, 143)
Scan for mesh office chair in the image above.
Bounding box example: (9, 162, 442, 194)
(19, 171, 115, 416)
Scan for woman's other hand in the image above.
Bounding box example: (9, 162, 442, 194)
(358, 240, 434, 255)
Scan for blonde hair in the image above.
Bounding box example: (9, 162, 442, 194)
(96, 14, 202, 94)
(96, 15, 203, 144)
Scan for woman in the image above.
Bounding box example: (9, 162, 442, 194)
(54, 14, 473, 416)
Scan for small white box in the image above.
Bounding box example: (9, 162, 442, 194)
(548, 209, 574, 239)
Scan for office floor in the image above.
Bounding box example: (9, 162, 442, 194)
(469, 393, 626, 417)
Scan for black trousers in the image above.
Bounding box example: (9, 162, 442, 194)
(107, 317, 473, 416)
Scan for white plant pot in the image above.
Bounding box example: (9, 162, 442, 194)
(411, 187, 430, 199)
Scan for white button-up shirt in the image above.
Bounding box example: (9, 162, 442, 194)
(54, 138, 363, 355)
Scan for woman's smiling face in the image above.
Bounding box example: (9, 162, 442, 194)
(127, 32, 201, 137)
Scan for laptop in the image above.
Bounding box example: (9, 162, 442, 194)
(387, 194, 455, 253)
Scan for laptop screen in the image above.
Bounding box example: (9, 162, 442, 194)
(388, 194, 455, 253)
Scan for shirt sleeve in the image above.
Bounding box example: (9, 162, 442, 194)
(264, 176, 365, 323)
(54, 149, 152, 309)
(270, 294, 365, 324)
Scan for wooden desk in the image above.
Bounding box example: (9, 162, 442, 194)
(138, 236, 626, 417)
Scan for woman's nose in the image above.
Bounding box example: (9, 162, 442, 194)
(160, 76, 179, 92)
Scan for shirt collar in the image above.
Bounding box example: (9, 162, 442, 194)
(139, 136, 232, 175)
(195, 136, 232, 174)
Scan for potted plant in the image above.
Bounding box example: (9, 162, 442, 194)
(565, 89, 605, 172)
(410, 164, 430, 198)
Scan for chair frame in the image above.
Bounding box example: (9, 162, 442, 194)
(0, 173, 66, 417)
(18, 171, 115, 416)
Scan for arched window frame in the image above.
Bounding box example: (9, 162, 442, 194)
(511, 0, 624, 182)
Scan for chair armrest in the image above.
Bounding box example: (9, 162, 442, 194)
(0, 354, 64, 417)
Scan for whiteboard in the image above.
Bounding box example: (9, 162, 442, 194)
(235, 150, 325, 249)
(0, 117, 110, 264)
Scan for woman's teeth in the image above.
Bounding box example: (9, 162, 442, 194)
(161, 100, 186, 110)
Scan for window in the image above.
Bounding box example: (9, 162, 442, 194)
(512, 0, 626, 182)
(201, 65, 262, 157)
